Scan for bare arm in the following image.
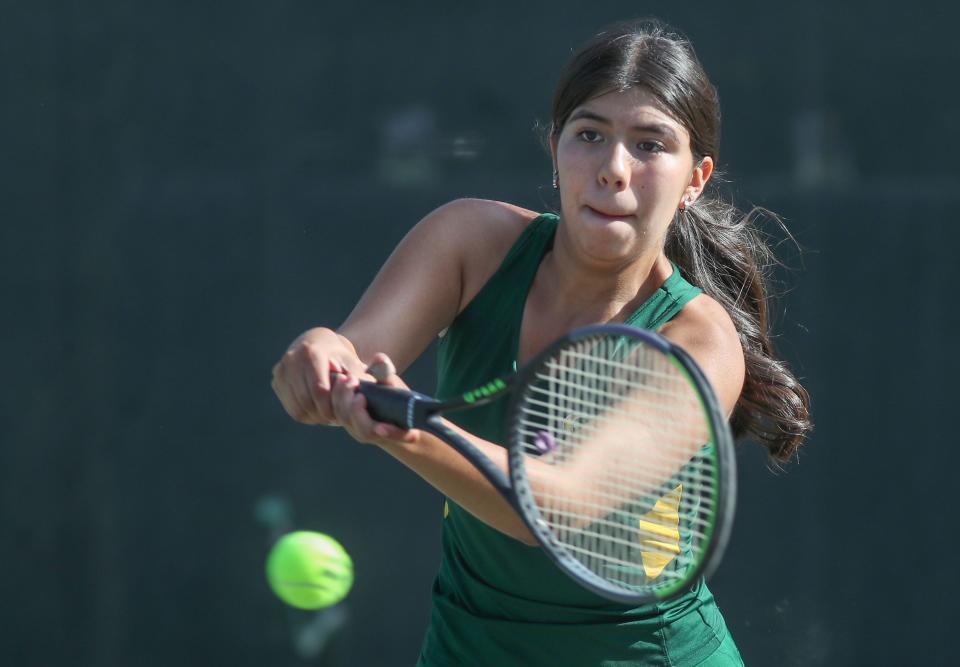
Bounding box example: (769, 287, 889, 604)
(329, 357, 540, 545)
(339, 198, 535, 372)
(271, 198, 534, 425)
(273, 199, 538, 541)
(375, 413, 539, 545)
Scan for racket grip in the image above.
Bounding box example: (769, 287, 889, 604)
(358, 382, 421, 429)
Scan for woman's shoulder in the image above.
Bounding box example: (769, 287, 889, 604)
(660, 293, 736, 343)
(423, 199, 542, 313)
(659, 293, 746, 414)
(425, 198, 539, 239)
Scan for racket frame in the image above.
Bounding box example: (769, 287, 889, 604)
(504, 324, 736, 604)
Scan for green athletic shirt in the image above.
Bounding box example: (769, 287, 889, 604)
(417, 213, 744, 666)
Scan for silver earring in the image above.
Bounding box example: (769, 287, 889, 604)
(552, 170, 559, 189)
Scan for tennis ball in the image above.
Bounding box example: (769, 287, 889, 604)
(265, 531, 354, 610)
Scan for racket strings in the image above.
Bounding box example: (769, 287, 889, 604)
(514, 334, 719, 595)
(539, 507, 713, 543)
(523, 388, 703, 427)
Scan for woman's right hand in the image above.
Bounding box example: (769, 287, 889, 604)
(271, 327, 367, 425)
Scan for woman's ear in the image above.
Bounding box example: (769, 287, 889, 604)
(685, 156, 714, 203)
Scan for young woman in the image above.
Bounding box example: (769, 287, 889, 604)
(272, 19, 811, 666)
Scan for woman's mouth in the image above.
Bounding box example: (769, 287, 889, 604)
(584, 205, 632, 221)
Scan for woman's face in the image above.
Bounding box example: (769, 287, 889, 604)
(552, 86, 712, 264)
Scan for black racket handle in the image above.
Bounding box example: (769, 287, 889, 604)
(329, 371, 438, 429)
(356, 382, 418, 428)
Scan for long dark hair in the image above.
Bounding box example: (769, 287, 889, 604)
(551, 19, 812, 463)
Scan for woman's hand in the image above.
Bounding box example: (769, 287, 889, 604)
(271, 327, 368, 426)
(330, 353, 421, 447)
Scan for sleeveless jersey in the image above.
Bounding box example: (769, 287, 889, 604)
(417, 213, 743, 666)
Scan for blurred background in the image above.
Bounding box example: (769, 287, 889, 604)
(2, 1, 958, 665)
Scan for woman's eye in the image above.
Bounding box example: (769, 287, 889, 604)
(577, 130, 602, 143)
(638, 141, 665, 153)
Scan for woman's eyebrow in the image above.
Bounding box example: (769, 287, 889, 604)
(568, 109, 611, 125)
(633, 123, 679, 142)
(568, 110, 679, 141)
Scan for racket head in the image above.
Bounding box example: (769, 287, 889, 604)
(505, 324, 736, 605)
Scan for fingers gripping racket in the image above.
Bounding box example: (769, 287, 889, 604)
(359, 324, 736, 605)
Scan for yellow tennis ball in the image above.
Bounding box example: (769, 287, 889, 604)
(265, 531, 354, 610)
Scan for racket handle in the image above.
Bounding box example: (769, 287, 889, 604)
(357, 382, 423, 429)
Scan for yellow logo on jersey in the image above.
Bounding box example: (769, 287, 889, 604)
(637, 484, 682, 579)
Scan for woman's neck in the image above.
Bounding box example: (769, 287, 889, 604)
(533, 228, 673, 326)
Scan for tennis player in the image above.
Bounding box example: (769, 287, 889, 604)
(272, 19, 811, 666)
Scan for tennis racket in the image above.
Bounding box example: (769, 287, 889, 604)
(358, 324, 735, 605)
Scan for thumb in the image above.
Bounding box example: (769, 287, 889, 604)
(365, 353, 403, 386)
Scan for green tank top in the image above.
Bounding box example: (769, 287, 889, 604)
(417, 213, 739, 666)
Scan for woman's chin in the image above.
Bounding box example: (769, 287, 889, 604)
(578, 234, 643, 265)
(564, 220, 658, 268)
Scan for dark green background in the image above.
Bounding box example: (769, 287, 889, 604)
(3, 1, 957, 665)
